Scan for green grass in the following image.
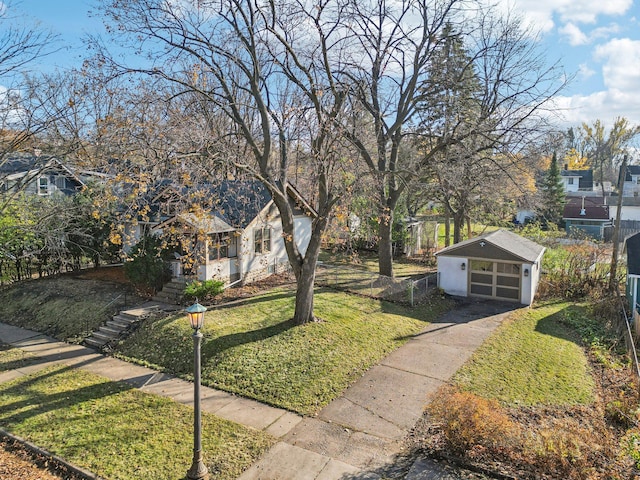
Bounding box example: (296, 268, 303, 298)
(437, 222, 501, 248)
(117, 288, 450, 415)
(0, 343, 35, 371)
(0, 361, 274, 480)
(452, 301, 596, 406)
(0, 276, 140, 343)
(318, 250, 431, 278)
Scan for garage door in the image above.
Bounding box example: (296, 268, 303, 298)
(469, 260, 521, 301)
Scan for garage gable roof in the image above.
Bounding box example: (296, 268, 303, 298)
(436, 229, 545, 263)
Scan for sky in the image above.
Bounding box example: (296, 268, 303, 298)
(6, 0, 640, 130)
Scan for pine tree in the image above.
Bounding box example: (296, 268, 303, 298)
(539, 152, 565, 226)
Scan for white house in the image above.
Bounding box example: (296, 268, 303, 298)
(138, 180, 317, 286)
(560, 169, 593, 193)
(436, 229, 545, 305)
(622, 165, 640, 197)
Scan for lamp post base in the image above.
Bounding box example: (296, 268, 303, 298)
(186, 449, 209, 480)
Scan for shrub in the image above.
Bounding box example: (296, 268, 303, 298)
(184, 279, 225, 303)
(124, 235, 172, 295)
(426, 386, 517, 455)
(523, 425, 594, 478)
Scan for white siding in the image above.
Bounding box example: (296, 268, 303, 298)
(437, 256, 468, 297)
(610, 205, 640, 221)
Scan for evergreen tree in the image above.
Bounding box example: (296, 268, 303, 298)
(539, 152, 565, 226)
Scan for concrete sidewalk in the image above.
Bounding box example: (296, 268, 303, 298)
(0, 298, 518, 479)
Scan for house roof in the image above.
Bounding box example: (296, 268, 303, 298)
(625, 232, 640, 275)
(153, 180, 317, 233)
(435, 229, 545, 263)
(625, 165, 640, 181)
(561, 169, 593, 190)
(160, 213, 235, 234)
(562, 196, 610, 220)
(1, 156, 86, 192)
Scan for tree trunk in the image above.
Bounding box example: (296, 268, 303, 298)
(378, 212, 394, 277)
(293, 259, 317, 324)
(453, 212, 464, 244)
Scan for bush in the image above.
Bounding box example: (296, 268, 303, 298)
(426, 386, 517, 455)
(124, 235, 172, 295)
(184, 279, 225, 303)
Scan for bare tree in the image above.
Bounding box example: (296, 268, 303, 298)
(95, 0, 355, 324)
(339, 1, 564, 275)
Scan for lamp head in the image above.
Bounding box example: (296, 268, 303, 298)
(186, 302, 207, 330)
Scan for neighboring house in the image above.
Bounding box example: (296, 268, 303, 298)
(621, 165, 640, 197)
(436, 229, 544, 305)
(560, 168, 593, 193)
(514, 209, 535, 225)
(624, 232, 640, 331)
(126, 180, 317, 286)
(0, 155, 96, 197)
(610, 196, 640, 222)
(562, 196, 611, 240)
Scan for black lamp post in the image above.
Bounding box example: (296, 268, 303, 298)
(185, 301, 209, 480)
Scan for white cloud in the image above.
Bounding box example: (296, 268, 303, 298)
(578, 63, 595, 80)
(552, 90, 640, 127)
(517, 0, 632, 24)
(594, 38, 640, 91)
(559, 22, 588, 45)
(558, 22, 622, 46)
(499, 0, 633, 34)
(548, 37, 640, 126)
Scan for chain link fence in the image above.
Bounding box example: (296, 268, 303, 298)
(316, 262, 437, 306)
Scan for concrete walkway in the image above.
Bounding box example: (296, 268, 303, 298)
(0, 298, 518, 479)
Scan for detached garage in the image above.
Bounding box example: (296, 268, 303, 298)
(436, 229, 545, 305)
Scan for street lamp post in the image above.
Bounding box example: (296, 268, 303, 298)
(186, 301, 209, 480)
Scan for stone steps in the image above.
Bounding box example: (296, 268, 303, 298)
(83, 304, 161, 351)
(152, 277, 190, 305)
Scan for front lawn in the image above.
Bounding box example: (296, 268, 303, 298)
(116, 287, 450, 415)
(453, 301, 596, 405)
(421, 301, 635, 479)
(0, 353, 274, 480)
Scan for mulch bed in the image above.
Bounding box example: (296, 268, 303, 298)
(0, 435, 88, 480)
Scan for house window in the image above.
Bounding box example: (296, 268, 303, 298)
(38, 177, 49, 195)
(254, 227, 271, 254)
(208, 233, 237, 261)
(568, 178, 574, 185)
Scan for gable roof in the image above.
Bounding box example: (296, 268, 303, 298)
(561, 169, 593, 190)
(563, 196, 610, 220)
(153, 180, 317, 233)
(1, 156, 86, 193)
(436, 229, 545, 263)
(159, 212, 235, 234)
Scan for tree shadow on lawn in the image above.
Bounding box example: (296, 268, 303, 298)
(210, 290, 296, 310)
(0, 364, 132, 429)
(200, 317, 298, 357)
(533, 303, 589, 346)
(387, 296, 521, 340)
